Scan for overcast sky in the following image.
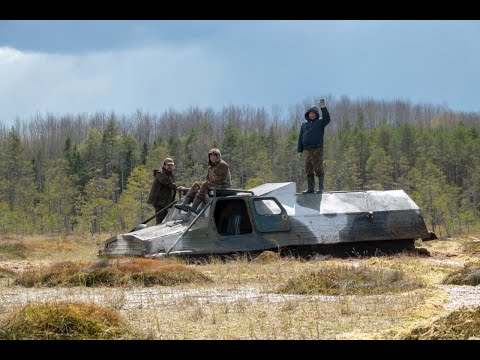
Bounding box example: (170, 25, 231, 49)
(1, 20, 479, 126)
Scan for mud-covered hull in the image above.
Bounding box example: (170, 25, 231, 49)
(101, 183, 432, 258)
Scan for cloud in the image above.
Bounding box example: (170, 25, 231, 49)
(1, 20, 480, 127)
(0, 45, 227, 123)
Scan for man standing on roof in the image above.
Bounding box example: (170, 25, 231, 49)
(298, 98, 331, 194)
(174, 148, 231, 214)
(147, 158, 177, 224)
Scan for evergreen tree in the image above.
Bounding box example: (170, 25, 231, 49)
(75, 175, 120, 234)
(401, 162, 460, 237)
(34, 159, 77, 234)
(118, 165, 153, 230)
(141, 142, 148, 165)
(118, 133, 140, 193)
(79, 128, 103, 181)
(1, 97, 479, 237)
(365, 147, 392, 190)
(102, 117, 120, 178)
(1, 128, 23, 210)
(221, 122, 242, 187)
(32, 149, 47, 194)
(0, 128, 37, 233)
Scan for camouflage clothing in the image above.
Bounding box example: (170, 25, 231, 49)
(298, 105, 331, 179)
(186, 181, 209, 201)
(304, 147, 324, 177)
(147, 167, 177, 224)
(187, 148, 231, 201)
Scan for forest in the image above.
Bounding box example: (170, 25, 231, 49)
(1, 95, 479, 238)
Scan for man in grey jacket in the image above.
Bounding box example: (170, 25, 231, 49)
(297, 98, 331, 193)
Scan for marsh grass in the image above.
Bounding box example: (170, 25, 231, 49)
(1, 235, 102, 263)
(14, 258, 211, 287)
(252, 251, 281, 264)
(0, 243, 28, 260)
(0, 301, 138, 340)
(2, 234, 479, 339)
(463, 241, 480, 255)
(443, 261, 480, 286)
(277, 263, 425, 295)
(0, 267, 17, 277)
(403, 305, 480, 340)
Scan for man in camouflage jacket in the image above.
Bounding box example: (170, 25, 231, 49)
(174, 148, 231, 213)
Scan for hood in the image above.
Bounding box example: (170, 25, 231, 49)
(208, 148, 222, 165)
(304, 106, 320, 121)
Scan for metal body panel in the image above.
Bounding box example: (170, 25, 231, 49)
(101, 182, 430, 257)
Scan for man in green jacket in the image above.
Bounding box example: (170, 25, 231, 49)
(147, 158, 177, 224)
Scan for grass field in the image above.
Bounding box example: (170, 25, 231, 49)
(1, 233, 480, 339)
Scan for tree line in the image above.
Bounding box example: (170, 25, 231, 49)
(1, 95, 479, 238)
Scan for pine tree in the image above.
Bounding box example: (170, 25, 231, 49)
(0, 127, 37, 233)
(79, 128, 103, 181)
(366, 147, 392, 190)
(1, 128, 23, 210)
(118, 165, 153, 230)
(75, 175, 120, 234)
(102, 117, 120, 179)
(34, 159, 77, 234)
(141, 142, 148, 165)
(222, 122, 242, 187)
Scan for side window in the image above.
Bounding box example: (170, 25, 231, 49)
(214, 199, 253, 236)
(253, 199, 282, 215)
(251, 198, 291, 233)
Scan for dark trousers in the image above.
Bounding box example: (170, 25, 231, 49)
(154, 205, 169, 225)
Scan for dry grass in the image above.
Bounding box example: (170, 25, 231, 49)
(1, 234, 101, 263)
(253, 251, 281, 264)
(0, 243, 28, 260)
(1, 233, 480, 339)
(402, 305, 480, 340)
(0, 267, 17, 277)
(463, 240, 480, 255)
(276, 263, 425, 295)
(0, 301, 138, 340)
(443, 261, 480, 286)
(14, 258, 211, 287)
(121, 287, 439, 339)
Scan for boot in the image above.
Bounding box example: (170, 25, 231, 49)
(315, 174, 324, 194)
(174, 196, 193, 212)
(186, 197, 204, 214)
(302, 175, 315, 194)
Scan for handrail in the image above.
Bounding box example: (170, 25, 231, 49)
(129, 199, 177, 232)
(165, 198, 214, 256)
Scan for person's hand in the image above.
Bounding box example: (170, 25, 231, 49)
(319, 98, 326, 108)
(298, 152, 303, 158)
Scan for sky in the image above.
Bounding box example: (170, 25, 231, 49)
(1, 20, 479, 126)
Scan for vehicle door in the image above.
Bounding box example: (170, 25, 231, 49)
(248, 197, 291, 233)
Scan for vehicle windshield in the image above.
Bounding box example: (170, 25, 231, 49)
(163, 202, 211, 223)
